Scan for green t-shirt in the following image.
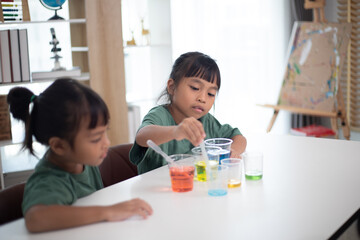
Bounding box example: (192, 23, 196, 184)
(130, 105, 241, 174)
(22, 151, 104, 215)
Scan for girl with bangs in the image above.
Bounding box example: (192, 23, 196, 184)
(7, 78, 152, 233)
(130, 52, 247, 174)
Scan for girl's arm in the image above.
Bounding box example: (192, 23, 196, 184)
(136, 125, 177, 147)
(25, 198, 153, 233)
(230, 135, 247, 158)
(136, 117, 206, 147)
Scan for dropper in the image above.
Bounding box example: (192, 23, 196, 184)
(200, 141, 211, 179)
(147, 139, 174, 163)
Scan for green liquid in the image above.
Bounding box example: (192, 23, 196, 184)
(245, 174, 263, 180)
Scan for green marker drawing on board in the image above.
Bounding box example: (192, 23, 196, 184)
(294, 63, 301, 74)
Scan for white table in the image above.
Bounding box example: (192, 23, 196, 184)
(1, 134, 360, 239)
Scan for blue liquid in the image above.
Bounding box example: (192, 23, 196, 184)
(218, 149, 230, 163)
(207, 150, 219, 161)
(208, 189, 227, 196)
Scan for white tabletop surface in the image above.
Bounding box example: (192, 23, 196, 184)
(1, 133, 360, 240)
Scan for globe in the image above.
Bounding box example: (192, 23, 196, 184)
(39, 0, 67, 20)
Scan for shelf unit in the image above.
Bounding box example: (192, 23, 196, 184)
(0, 18, 88, 83)
(1, 1, 130, 143)
(0, 1, 143, 189)
(69, 0, 89, 77)
(0, 14, 90, 189)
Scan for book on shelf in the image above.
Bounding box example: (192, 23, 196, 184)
(290, 124, 335, 137)
(0, 30, 12, 83)
(19, 29, 30, 82)
(0, 28, 30, 84)
(31, 67, 82, 80)
(9, 29, 21, 82)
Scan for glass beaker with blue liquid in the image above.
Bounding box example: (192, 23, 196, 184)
(204, 138, 233, 164)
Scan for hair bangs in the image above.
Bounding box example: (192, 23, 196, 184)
(184, 57, 221, 89)
(86, 93, 110, 129)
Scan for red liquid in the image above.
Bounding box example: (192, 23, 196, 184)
(169, 166, 195, 192)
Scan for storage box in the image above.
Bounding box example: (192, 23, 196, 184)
(290, 124, 335, 138)
(0, 95, 12, 141)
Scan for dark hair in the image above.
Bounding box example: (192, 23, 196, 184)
(7, 78, 110, 155)
(158, 51, 221, 104)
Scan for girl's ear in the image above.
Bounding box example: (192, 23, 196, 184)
(48, 137, 70, 156)
(167, 79, 175, 95)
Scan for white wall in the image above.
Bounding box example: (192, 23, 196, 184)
(170, 0, 293, 136)
(122, 0, 173, 126)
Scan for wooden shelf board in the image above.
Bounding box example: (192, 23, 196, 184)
(71, 47, 89, 52)
(0, 18, 86, 25)
(0, 73, 90, 87)
(31, 72, 90, 82)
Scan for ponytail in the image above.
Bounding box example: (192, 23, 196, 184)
(7, 78, 109, 156)
(7, 87, 36, 154)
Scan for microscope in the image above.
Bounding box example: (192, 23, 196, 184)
(49, 28, 65, 71)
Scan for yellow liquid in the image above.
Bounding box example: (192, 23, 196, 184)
(228, 179, 241, 188)
(195, 161, 207, 182)
(195, 160, 218, 182)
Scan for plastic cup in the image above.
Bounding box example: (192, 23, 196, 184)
(168, 154, 196, 192)
(191, 146, 221, 182)
(207, 165, 229, 196)
(204, 138, 233, 164)
(221, 158, 243, 188)
(243, 152, 263, 180)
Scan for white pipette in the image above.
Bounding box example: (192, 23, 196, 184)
(147, 139, 174, 163)
(200, 141, 211, 178)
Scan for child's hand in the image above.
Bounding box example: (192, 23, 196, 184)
(230, 150, 243, 159)
(106, 198, 153, 221)
(229, 135, 247, 159)
(173, 117, 206, 146)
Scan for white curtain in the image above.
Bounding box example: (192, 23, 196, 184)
(170, 0, 293, 135)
